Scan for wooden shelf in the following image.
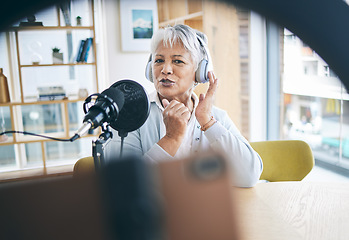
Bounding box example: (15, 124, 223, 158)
(0, 165, 73, 183)
(20, 62, 95, 68)
(159, 11, 203, 27)
(10, 26, 93, 31)
(0, 98, 85, 107)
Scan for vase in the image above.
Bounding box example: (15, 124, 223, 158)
(0, 68, 10, 103)
(52, 52, 63, 64)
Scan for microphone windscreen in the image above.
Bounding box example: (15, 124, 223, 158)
(109, 80, 150, 134)
(101, 88, 125, 112)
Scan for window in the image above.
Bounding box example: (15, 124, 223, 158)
(282, 30, 349, 171)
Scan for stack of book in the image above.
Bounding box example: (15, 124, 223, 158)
(76, 38, 93, 63)
(38, 86, 66, 101)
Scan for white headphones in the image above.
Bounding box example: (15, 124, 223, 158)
(145, 35, 213, 84)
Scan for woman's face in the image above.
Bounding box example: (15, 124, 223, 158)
(153, 41, 196, 103)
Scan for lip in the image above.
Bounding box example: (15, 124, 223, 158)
(159, 78, 175, 87)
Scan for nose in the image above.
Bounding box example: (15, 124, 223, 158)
(161, 62, 173, 75)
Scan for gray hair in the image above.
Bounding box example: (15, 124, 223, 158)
(150, 24, 208, 70)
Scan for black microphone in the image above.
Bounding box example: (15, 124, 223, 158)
(108, 80, 150, 136)
(71, 87, 125, 141)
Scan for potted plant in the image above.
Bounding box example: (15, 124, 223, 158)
(76, 16, 82, 26)
(52, 47, 63, 64)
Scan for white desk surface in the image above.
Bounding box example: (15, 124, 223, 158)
(234, 182, 349, 240)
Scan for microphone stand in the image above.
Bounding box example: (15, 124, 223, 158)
(118, 130, 128, 159)
(92, 124, 112, 172)
(92, 124, 129, 172)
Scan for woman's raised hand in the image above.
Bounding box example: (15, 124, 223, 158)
(195, 71, 218, 126)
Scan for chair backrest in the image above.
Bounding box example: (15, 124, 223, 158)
(74, 140, 314, 182)
(73, 156, 94, 177)
(250, 140, 314, 182)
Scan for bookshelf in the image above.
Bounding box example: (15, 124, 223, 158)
(0, 0, 99, 180)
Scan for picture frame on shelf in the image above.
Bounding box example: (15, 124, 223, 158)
(120, 0, 158, 52)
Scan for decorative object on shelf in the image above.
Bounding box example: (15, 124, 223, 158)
(0, 68, 10, 103)
(76, 16, 82, 26)
(0, 134, 8, 142)
(60, 2, 71, 26)
(78, 88, 88, 99)
(76, 38, 93, 62)
(31, 53, 42, 65)
(19, 15, 43, 26)
(120, 0, 158, 52)
(52, 47, 63, 64)
(28, 41, 43, 65)
(60, 1, 74, 79)
(37, 86, 66, 101)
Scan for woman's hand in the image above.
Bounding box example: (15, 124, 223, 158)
(195, 71, 218, 126)
(157, 99, 191, 156)
(162, 99, 191, 140)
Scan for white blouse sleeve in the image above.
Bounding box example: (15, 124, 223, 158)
(204, 109, 263, 187)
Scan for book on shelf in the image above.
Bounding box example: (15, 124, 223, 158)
(37, 86, 66, 101)
(76, 38, 93, 63)
(76, 39, 86, 62)
(19, 21, 43, 27)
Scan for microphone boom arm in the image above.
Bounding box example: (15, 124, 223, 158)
(92, 124, 113, 171)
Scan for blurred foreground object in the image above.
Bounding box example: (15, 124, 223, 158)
(157, 152, 240, 240)
(0, 152, 240, 240)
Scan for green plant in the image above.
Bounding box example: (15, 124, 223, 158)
(76, 16, 81, 20)
(52, 47, 60, 53)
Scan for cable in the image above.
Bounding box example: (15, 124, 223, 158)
(120, 136, 125, 158)
(0, 130, 74, 142)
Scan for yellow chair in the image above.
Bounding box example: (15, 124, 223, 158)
(74, 140, 314, 182)
(251, 140, 314, 182)
(73, 156, 94, 177)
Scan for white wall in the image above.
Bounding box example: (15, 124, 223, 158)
(100, 0, 155, 93)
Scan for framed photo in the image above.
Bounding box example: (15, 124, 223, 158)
(120, 0, 158, 52)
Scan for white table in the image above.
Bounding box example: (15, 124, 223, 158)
(234, 182, 349, 240)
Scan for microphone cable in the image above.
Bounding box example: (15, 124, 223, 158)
(0, 130, 76, 142)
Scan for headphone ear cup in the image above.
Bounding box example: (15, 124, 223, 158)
(145, 59, 153, 82)
(196, 59, 209, 84)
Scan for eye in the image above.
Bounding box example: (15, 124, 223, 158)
(154, 58, 164, 64)
(173, 59, 184, 64)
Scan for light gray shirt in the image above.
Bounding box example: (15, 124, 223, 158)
(105, 91, 263, 187)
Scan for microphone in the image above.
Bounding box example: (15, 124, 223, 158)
(71, 87, 125, 141)
(1, 80, 149, 143)
(109, 80, 150, 136)
(72, 79, 150, 141)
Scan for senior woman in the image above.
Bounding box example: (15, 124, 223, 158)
(105, 24, 262, 187)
